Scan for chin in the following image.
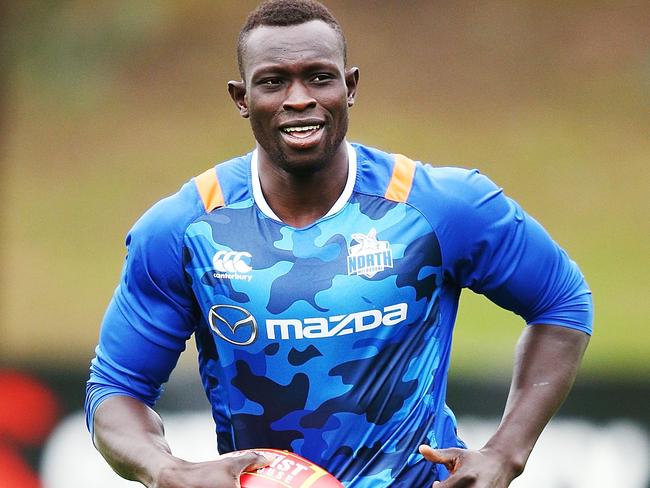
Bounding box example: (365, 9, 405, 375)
(270, 144, 335, 176)
(279, 154, 330, 176)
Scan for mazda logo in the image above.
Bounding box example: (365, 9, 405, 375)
(208, 305, 258, 346)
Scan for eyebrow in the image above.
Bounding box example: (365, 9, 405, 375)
(250, 59, 341, 77)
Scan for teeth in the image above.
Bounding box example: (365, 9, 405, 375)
(283, 125, 321, 133)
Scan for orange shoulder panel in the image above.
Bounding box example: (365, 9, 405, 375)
(385, 154, 416, 203)
(194, 167, 225, 212)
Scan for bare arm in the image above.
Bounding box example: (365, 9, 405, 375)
(420, 324, 590, 487)
(93, 395, 269, 488)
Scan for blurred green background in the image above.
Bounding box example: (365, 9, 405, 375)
(2, 0, 649, 383)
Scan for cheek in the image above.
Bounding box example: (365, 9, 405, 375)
(248, 93, 281, 120)
(248, 110, 276, 138)
(328, 99, 351, 125)
(320, 92, 348, 113)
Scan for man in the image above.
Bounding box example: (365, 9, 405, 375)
(85, 1, 593, 487)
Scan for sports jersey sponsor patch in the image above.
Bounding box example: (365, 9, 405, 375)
(212, 250, 253, 281)
(347, 228, 394, 278)
(209, 304, 258, 346)
(209, 303, 408, 344)
(266, 303, 407, 340)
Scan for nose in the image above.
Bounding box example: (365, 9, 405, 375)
(283, 81, 317, 111)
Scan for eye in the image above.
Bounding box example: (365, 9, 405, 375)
(258, 77, 282, 88)
(312, 73, 333, 83)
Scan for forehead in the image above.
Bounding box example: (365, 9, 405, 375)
(242, 20, 344, 77)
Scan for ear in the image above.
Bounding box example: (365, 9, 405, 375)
(228, 80, 249, 118)
(345, 67, 360, 107)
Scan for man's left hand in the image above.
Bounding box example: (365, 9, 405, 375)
(419, 445, 520, 488)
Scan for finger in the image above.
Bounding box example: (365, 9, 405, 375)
(228, 451, 273, 473)
(435, 475, 477, 488)
(432, 479, 452, 488)
(246, 451, 278, 472)
(418, 445, 462, 472)
(430, 475, 464, 488)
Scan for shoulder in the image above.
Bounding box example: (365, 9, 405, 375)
(129, 179, 205, 248)
(353, 142, 504, 220)
(352, 142, 396, 196)
(411, 164, 502, 210)
(408, 164, 521, 258)
(129, 152, 252, 248)
(410, 164, 513, 231)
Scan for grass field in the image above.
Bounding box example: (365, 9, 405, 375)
(2, 1, 648, 379)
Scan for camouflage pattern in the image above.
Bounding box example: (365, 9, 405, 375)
(86, 143, 593, 487)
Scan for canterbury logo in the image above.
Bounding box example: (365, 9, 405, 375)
(213, 250, 252, 273)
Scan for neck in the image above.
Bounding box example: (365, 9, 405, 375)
(256, 143, 350, 228)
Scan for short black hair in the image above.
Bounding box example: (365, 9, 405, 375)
(237, 0, 347, 79)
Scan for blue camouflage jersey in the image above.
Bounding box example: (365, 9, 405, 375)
(85, 142, 593, 486)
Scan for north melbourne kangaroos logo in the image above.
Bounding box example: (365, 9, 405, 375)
(347, 228, 394, 278)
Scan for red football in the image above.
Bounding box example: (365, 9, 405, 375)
(238, 448, 344, 488)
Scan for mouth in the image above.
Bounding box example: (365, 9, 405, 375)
(280, 124, 323, 139)
(279, 122, 325, 149)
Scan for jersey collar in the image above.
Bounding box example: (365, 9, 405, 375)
(251, 141, 357, 223)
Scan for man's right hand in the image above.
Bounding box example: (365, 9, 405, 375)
(91, 396, 272, 488)
(152, 451, 271, 488)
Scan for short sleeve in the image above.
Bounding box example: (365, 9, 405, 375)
(85, 181, 205, 433)
(409, 165, 593, 334)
